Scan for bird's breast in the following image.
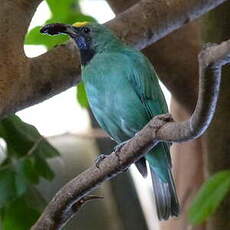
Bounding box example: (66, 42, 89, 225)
(83, 73, 148, 141)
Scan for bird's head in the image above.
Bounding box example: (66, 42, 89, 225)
(40, 22, 118, 53)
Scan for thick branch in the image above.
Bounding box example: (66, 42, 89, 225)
(157, 41, 230, 141)
(31, 40, 230, 230)
(106, 0, 137, 14)
(0, 0, 227, 118)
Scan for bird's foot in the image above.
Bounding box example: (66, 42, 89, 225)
(114, 142, 130, 173)
(95, 154, 107, 168)
(151, 114, 174, 131)
(114, 140, 129, 153)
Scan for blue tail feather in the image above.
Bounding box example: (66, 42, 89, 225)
(145, 143, 180, 220)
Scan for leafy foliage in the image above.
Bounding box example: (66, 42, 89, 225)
(0, 115, 59, 229)
(76, 81, 89, 107)
(188, 170, 230, 225)
(2, 195, 41, 230)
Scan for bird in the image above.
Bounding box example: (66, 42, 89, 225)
(41, 21, 180, 220)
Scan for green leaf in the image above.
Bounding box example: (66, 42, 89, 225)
(0, 168, 17, 208)
(25, 186, 47, 213)
(16, 158, 39, 185)
(76, 82, 89, 108)
(0, 114, 58, 206)
(188, 170, 230, 225)
(25, 26, 68, 49)
(2, 197, 40, 230)
(0, 114, 59, 159)
(0, 116, 32, 157)
(37, 138, 60, 159)
(34, 155, 54, 181)
(14, 172, 28, 196)
(46, 0, 80, 17)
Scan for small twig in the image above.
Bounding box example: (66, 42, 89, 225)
(31, 39, 230, 230)
(54, 195, 103, 230)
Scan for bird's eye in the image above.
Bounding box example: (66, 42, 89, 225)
(83, 27, 90, 34)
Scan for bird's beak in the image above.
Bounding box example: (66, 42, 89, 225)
(40, 23, 80, 38)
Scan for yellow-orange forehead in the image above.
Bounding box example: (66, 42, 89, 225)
(72, 21, 89, 27)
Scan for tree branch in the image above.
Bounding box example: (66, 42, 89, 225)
(53, 195, 103, 230)
(106, 0, 137, 14)
(0, 0, 227, 118)
(31, 39, 230, 230)
(157, 41, 230, 141)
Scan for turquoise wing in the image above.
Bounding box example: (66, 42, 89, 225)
(120, 48, 172, 172)
(124, 49, 168, 116)
(122, 48, 179, 219)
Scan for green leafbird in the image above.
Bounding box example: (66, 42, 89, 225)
(41, 21, 180, 220)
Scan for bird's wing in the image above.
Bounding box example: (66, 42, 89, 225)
(123, 51, 179, 220)
(123, 49, 172, 168)
(124, 49, 168, 117)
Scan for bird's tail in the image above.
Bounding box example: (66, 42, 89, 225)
(146, 143, 180, 220)
(150, 166, 179, 220)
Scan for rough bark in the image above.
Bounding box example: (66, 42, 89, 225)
(106, 0, 137, 15)
(0, 0, 227, 119)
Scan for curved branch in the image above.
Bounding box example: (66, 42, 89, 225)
(31, 39, 230, 230)
(157, 41, 230, 141)
(0, 0, 227, 118)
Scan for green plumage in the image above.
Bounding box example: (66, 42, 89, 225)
(81, 23, 179, 220)
(41, 22, 180, 220)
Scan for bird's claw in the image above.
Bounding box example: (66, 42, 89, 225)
(95, 154, 107, 168)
